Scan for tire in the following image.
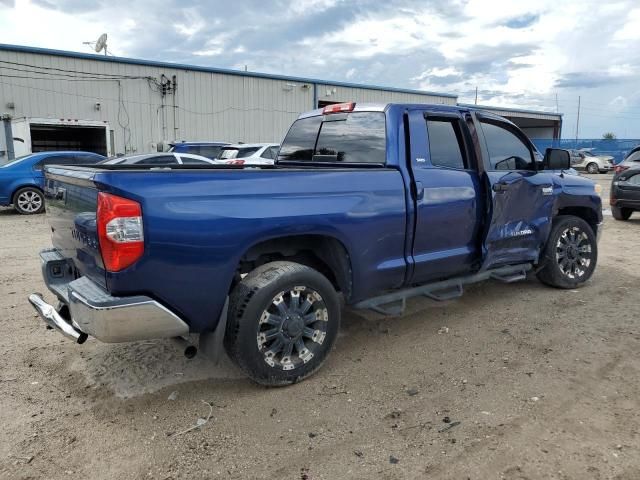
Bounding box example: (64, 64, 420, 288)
(612, 206, 632, 221)
(13, 187, 44, 215)
(586, 162, 599, 174)
(536, 215, 597, 289)
(224, 261, 341, 386)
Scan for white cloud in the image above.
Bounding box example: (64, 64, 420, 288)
(0, 0, 639, 137)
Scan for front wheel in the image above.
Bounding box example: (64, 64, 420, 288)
(536, 215, 598, 289)
(612, 206, 632, 221)
(13, 187, 44, 215)
(224, 261, 341, 386)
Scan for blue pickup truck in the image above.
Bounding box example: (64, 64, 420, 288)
(29, 102, 602, 385)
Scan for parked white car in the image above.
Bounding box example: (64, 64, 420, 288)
(214, 143, 280, 165)
(100, 152, 217, 165)
(568, 149, 613, 174)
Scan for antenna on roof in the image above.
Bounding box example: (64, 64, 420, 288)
(83, 33, 108, 56)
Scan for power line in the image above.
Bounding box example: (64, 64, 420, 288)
(0, 59, 148, 79)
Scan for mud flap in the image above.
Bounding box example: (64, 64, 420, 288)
(199, 297, 229, 365)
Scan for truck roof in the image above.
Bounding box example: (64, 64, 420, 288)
(298, 102, 515, 125)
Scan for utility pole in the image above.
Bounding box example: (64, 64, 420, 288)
(474, 86, 478, 105)
(575, 95, 581, 146)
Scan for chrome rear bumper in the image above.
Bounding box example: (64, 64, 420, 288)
(30, 249, 189, 343)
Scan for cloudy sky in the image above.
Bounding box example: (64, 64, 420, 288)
(0, 0, 639, 138)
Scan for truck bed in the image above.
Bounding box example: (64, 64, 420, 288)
(44, 164, 409, 332)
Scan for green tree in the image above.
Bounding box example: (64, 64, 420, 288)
(602, 132, 617, 140)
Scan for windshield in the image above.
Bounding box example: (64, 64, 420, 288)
(0, 154, 34, 168)
(218, 147, 260, 159)
(581, 151, 594, 157)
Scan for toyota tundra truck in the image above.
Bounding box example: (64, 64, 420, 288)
(29, 102, 603, 385)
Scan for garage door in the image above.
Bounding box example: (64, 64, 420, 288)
(30, 125, 107, 156)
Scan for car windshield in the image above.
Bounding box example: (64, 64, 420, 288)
(218, 147, 260, 159)
(581, 151, 594, 157)
(0, 154, 34, 168)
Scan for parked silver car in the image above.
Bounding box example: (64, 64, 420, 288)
(213, 143, 280, 165)
(100, 152, 217, 166)
(569, 149, 613, 174)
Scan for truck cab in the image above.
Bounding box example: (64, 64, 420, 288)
(30, 102, 602, 386)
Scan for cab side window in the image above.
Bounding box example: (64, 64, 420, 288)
(480, 121, 533, 171)
(426, 119, 467, 169)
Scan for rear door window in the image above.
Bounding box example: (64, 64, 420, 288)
(278, 112, 386, 164)
(426, 119, 467, 169)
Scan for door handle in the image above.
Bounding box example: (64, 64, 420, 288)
(413, 181, 424, 200)
(492, 183, 509, 193)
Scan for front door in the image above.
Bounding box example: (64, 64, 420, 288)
(408, 110, 482, 284)
(476, 116, 555, 270)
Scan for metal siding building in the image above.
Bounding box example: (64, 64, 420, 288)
(0, 44, 456, 158)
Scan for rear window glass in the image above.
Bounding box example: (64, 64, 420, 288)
(277, 116, 323, 161)
(218, 147, 260, 159)
(278, 112, 386, 164)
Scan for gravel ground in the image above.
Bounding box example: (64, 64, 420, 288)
(1, 174, 639, 480)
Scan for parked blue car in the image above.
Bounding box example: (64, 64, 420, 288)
(168, 141, 229, 159)
(0, 151, 105, 214)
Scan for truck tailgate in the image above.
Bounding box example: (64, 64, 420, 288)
(44, 167, 106, 289)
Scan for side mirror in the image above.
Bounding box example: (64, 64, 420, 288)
(543, 148, 571, 170)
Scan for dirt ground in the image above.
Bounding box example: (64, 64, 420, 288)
(1, 174, 639, 480)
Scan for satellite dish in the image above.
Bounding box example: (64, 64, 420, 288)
(94, 33, 107, 54)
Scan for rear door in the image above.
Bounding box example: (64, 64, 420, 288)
(407, 109, 482, 284)
(476, 115, 555, 270)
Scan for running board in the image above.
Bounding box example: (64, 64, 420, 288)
(490, 267, 529, 283)
(354, 264, 532, 317)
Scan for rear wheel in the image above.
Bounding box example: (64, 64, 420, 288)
(13, 187, 44, 215)
(536, 215, 597, 289)
(224, 261, 340, 386)
(612, 206, 632, 221)
(586, 162, 599, 174)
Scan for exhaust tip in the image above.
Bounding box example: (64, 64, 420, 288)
(184, 345, 197, 359)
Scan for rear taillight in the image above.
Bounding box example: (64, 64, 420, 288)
(615, 165, 630, 174)
(226, 159, 245, 165)
(97, 192, 144, 272)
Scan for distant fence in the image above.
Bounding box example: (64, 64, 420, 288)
(531, 139, 640, 164)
